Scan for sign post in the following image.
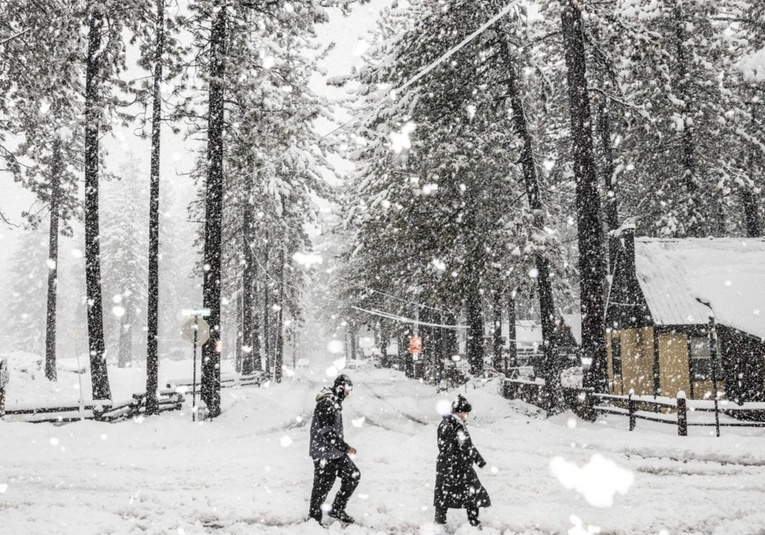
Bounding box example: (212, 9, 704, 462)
(182, 309, 210, 421)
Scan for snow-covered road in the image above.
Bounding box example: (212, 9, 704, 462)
(3, 354, 765, 535)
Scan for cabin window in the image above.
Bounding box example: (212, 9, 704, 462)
(690, 336, 713, 381)
(611, 337, 622, 376)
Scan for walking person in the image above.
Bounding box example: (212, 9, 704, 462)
(308, 374, 360, 525)
(434, 394, 491, 529)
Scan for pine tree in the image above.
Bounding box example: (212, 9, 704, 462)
(1, 1, 84, 381)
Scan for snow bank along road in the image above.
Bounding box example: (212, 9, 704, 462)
(3, 363, 765, 534)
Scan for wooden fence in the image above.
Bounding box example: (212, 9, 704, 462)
(501, 377, 765, 436)
(3, 390, 184, 424)
(592, 392, 765, 436)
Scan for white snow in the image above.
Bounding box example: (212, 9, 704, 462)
(634, 238, 765, 339)
(3, 352, 765, 534)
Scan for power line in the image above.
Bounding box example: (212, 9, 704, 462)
(319, 0, 517, 140)
(351, 305, 468, 330)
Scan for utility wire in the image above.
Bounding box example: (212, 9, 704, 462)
(320, 0, 517, 140)
(352, 305, 468, 330)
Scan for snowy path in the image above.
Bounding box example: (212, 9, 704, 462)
(4, 358, 765, 534)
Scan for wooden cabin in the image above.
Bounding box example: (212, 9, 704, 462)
(605, 224, 765, 402)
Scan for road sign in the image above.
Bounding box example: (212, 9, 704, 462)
(408, 335, 422, 354)
(182, 317, 210, 346)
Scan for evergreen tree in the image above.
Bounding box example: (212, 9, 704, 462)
(1, 1, 84, 381)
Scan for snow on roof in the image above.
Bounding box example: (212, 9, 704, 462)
(634, 237, 765, 339)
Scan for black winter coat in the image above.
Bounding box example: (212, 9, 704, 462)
(309, 387, 351, 461)
(433, 415, 491, 509)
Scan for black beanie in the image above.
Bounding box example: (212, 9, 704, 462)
(452, 394, 472, 413)
(334, 374, 353, 392)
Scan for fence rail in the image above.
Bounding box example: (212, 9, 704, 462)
(501, 377, 765, 436)
(3, 390, 184, 424)
(165, 371, 266, 391)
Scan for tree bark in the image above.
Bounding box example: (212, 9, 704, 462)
(671, 2, 704, 237)
(507, 292, 517, 373)
(466, 279, 484, 376)
(561, 0, 608, 393)
(44, 135, 63, 382)
(492, 292, 503, 372)
(597, 101, 621, 273)
(201, 2, 226, 417)
(744, 99, 762, 237)
(84, 3, 111, 400)
(145, 0, 165, 416)
(498, 35, 560, 408)
(118, 295, 133, 368)
(241, 190, 255, 375)
(263, 236, 271, 377)
(275, 248, 284, 382)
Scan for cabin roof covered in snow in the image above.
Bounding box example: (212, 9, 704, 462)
(632, 237, 765, 339)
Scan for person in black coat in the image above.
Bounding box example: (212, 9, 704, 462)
(433, 394, 491, 528)
(308, 374, 360, 524)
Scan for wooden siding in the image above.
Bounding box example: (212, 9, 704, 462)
(607, 328, 654, 396)
(658, 332, 690, 398)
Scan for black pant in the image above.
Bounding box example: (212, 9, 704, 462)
(309, 455, 360, 520)
(435, 504, 479, 526)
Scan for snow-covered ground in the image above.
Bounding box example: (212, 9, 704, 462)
(3, 351, 765, 535)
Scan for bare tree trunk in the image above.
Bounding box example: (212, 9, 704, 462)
(235, 291, 243, 373)
(241, 188, 255, 375)
(118, 296, 133, 368)
(597, 101, 621, 273)
(201, 2, 226, 418)
(263, 236, 271, 377)
(507, 291, 517, 373)
(561, 0, 608, 394)
(45, 135, 63, 382)
(275, 248, 284, 383)
(671, 2, 705, 237)
(145, 0, 165, 416)
(466, 278, 484, 375)
(492, 292, 503, 372)
(84, 4, 110, 400)
(498, 35, 560, 408)
(744, 99, 762, 237)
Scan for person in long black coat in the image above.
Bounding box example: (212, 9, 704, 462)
(433, 394, 491, 528)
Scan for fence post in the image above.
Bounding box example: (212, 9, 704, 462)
(628, 389, 636, 431)
(677, 391, 687, 437)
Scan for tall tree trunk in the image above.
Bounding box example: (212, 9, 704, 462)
(201, 3, 226, 418)
(744, 99, 762, 237)
(145, 0, 165, 416)
(492, 292, 502, 372)
(275, 248, 284, 382)
(263, 237, 271, 377)
(597, 101, 620, 273)
(235, 291, 243, 373)
(253, 279, 262, 371)
(671, 2, 704, 237)
(241, 190, 255, 375)
(45, 135, 63, 382)
(466, 277, 484, 375)
(499, 35, 560, 408)
(118, 296, 133, 368)
(84, 4, 111, 400)
(561, 0, 608, 394)
(507, 291, 517, 373)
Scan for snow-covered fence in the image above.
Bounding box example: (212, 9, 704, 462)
(165, 371, 265, 392)
(3, 390, 184, 424)
(502, 377, 546, 407)
(592, 392, 765, 436)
